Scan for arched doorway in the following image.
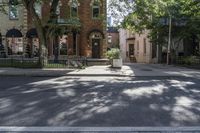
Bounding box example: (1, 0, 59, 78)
(26, 28, 39, 58)
(88, 29, 104, 58)
(6, 28, 23, 55)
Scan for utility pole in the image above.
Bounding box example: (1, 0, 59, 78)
(167, 15, 172, 65)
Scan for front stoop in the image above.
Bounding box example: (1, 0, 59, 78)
(86, 59, 110, 66)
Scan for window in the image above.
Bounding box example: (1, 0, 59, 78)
(9, 0, 18, 20)
(143, 38, 146, 54)
(108, 35, 112, 43)
(34, 3, 42, 18)
(137, 40, 139, 50)
(91, 0, 100, 19)
(69, 0, 79, 18)
(56, 1, 61, 18)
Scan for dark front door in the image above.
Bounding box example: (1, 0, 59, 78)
(129, 44, 135, 62)
(92, 39, 100, 58)
(129, 44, 134, 56)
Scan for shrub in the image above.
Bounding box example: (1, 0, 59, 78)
(106, 48, 121, 60)
(181, 56, 198, 65)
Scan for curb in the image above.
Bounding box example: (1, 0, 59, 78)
(0, 73, 193, 77)
(0, 73, 129, 77)
(1, 126, 200, 132)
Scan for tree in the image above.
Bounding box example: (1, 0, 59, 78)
(0, 0, 7, 14)
(21, 0, 60, 67)
(0, 0, 61, 67)
(109, 0, 200, 63)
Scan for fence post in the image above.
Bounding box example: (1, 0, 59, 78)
(68, 57, 70, 68)
(85, 57, 87, 66)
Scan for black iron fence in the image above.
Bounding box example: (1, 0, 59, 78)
(0, 58, 39, 68)
(0, 56, 87, 68)
(45, 57, 87, 68)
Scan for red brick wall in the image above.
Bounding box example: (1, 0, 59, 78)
(107, 32, 119, 48)
(78, 0, 105, 57)
(27, 0, 107, 58)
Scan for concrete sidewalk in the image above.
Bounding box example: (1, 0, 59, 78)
(0, 63, 200, 77)
(0, 66, 126, 77)
(125, 63, 200, 78)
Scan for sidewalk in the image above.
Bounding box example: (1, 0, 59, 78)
(0, 66, 127, 77)
(0, 63, 200, 77)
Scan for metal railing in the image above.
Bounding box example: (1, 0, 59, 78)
(45, 57, 87, 68)
(0, 56, 87, 68)
(0, 58, 39, 68)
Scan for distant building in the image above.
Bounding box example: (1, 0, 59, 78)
(107, 16, 113, 26)
(107, 27, 119, 50)
(119, 29, 157, 63)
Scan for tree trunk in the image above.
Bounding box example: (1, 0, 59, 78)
(22, 0, 60, 67)
(54, 35, 59, 63)
(22, 0, 48, 67)
(159, 44, 162, 63)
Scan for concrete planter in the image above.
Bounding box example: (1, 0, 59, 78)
(112, 58, 122, 68)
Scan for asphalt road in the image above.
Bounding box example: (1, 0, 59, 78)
(0, 76, 200, 127)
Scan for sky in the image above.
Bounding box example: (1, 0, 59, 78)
(107, 0, 135, 26)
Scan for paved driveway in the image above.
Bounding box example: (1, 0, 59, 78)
(0, 76, 200, 127)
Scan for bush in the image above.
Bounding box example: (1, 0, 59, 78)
(106, 48, 121, 60)
(179, 56, 199, 65)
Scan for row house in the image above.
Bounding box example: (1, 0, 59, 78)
(119, 29, 157, 63)
(0, 0, 107, 59)
(0, 0, 26, 57)
(107, 27, 119, 49)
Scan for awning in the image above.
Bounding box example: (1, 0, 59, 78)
(6, 28, 23, 37)
(26, 28, 38, 38)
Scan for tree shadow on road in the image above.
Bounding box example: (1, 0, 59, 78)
(0, 76, 200, 127)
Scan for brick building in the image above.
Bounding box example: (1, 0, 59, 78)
(119, 29, 156, 63)
(107, 27, 119, 49)
(28, 0, 107, 59)
(0, 0, 107, 59)
(0, 0, 27, 57)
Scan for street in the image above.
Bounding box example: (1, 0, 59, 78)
(0, 75, 200, 127)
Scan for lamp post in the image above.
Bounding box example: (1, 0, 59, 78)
(167, 15, 172, 65)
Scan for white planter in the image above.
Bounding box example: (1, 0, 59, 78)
(112, 58, 122, 68)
